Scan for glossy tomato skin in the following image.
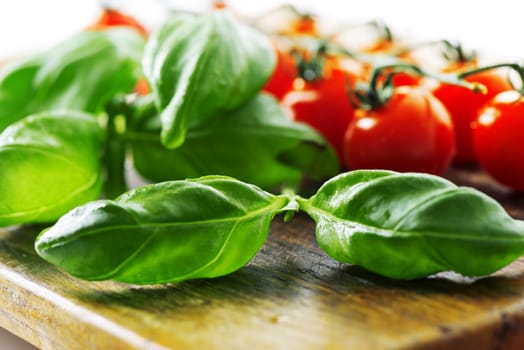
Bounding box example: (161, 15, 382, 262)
(391, 72, 421, 87)
(360, 61, 422, 88)
(343, 86, 455, 175)
(473, 91, 524, 191)
(281, 67, 357, 162)
(430, 69, 512, 163)
(263, 46, 297, 100)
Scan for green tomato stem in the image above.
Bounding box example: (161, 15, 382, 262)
(356, 62, 487, 110)
(457, 62, 524, 94)
(441, 40, 476, 63)
(293, 39, 329, 82)
(391, 39, 476, 63)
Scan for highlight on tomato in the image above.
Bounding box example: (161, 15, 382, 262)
(473, 89, 524, 191)
(343, 66, 456, 175)
(280, 45, 362, 162)
(428, 61, 513, 164)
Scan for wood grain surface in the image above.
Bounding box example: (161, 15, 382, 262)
(1, 166, 524, 350)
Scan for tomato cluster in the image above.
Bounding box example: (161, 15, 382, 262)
(260, 7, 524, 191)
(88, 4, 524, 192)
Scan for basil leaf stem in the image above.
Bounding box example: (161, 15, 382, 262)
(300, 170, 524, 279)
(35, 176, 291, 284)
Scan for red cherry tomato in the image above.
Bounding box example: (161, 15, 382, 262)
(343, 86, 455, 175)
(263, 46, 297, 100)
(281, 67, 357, 162)
(134, 78, 150, 96)
(280, 13, 319, 37)
(430, 68, 512, 163)
(367, 66, 422, 87)
(390, 71, 421, 87)
(359, 55, 423, 88)
(88, 8, 148, 36)
(212, 1, 228, 10)
(473, 90, 524, 191)
(287, 15, 318, 36)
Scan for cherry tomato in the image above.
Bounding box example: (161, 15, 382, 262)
(359, 53, 423, 88)
(134, 78, 150, 96)
(279, 12, 319, 37)
(263, 46, 297, 100)
(212, 1, 228, 10)
(88, 8, 147, 36)
(290, 15, 318, 36)
(473, 90, 524, 191)
(367, 65, 422, 88)
(343, 86, 455, 175)
(390, 71, 421, 87)
(429, 68, 512, 163)
(281, 66, 358, 162)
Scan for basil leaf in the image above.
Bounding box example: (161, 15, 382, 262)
(0, 28, 144, 131)
(0, 111, 103, 227)
(131, 94, 339, 190)
(35, 176, 290, 284)
(143, 10, 275, 149)
(300, 170, 524, 279)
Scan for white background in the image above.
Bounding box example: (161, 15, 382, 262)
(0, 0, 523, 349)
(1, 0, 524, 59)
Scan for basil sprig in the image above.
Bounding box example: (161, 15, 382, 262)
(0, 9, 335, 227)
(35, 170, 524, 283)
(1, 9, 521, 284)
(142, 10, 276, 149)
(35, 176, 290, 283)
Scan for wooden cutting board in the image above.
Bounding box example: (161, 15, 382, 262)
(1, 166, 524, 350)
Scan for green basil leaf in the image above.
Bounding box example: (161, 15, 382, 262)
(299, 170, 524, 279)
(0, 111, 103, 227)
(143, 10, 275, 149)
(35, 176, 290, 284)
(0, 28, 144, 131)
(131, 94, 339, 190)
